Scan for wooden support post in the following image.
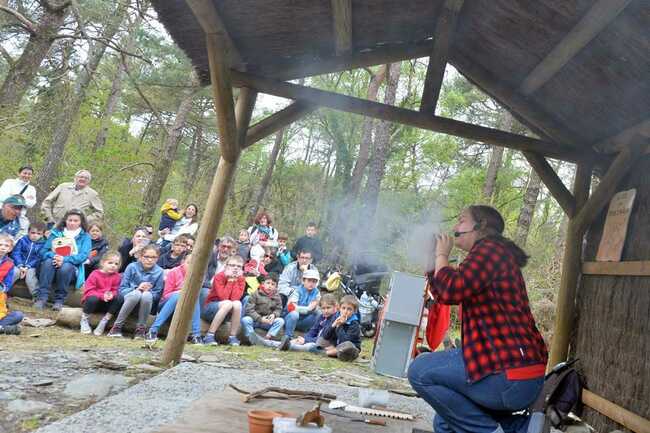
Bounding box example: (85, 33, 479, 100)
(245, 101, 317, 148)
(582, 389, 650, 433)
(573, 138, 649, 235)
(548, 162, 592, 368)
(331, 0, 352, 55)
(236, 87, 257, 148)
(419, 0, 464, 113)
(523, 151, 576, 217)
(161, 28, 255, 365)
(231, 70, 585, 162)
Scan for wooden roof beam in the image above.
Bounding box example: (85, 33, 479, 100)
(520, 0, 632, 95)
(245, 101, 317, 148)
(331, 0, 352, 55)
(185, 0, 244, 68)
(523, 151, 576, 217)
(231, 70, 585, 162)
(420, 0, 464, 114)
(593, 118, 650, 154)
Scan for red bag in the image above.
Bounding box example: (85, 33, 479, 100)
(425, 282, 450, 350)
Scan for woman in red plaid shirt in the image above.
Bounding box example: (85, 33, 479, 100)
(408, 205, 547, 433)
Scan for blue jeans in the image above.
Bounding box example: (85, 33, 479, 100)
(283, 310, 320, 338)
(241, 315, 285, 337)
(37, 261, 77, 303)
(150, 292, 201, 336)
(408, 349, 543, 433)
(0, 311, 24, 326)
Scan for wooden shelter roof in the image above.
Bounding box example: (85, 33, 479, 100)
(152, 0, 649, 161)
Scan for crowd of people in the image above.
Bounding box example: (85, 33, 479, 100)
(0, 165, 361, 362)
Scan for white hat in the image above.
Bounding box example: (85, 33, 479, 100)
(302, 268, 320, 281)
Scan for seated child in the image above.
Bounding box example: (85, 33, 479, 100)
(237, 229, 251, 260)
(0, 234, 22, 335)
(157, 235, 188, 273)
(146, 254, 202, 345)
(159, 198, 182, 233)
(319, 294, 362, 362)
(85, 222, 109, 275)
(10, 221, 45, 296)
(80, 251, 123, 335)
(241, 273, 284, 341)
(282, 268, 321, 338)
(250, 293, 338, 352)
(201, 255, 245, 346)
(108, 244, 164, 339)
(277, 234, 292, 267)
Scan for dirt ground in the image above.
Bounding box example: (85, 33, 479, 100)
(1, 298, 416, 433)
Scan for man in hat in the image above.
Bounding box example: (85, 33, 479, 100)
(0, 195, 26, 239)
(41, 170, 104, 225)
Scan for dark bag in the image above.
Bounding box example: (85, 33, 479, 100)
(528, 359, 583, 433)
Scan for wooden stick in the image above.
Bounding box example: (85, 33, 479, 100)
(582, 389, 650, 433)
(231, 70, 583, 162)
(582, 261, 650, 276)
(419, 0, 464, 113)
(523, 151, 576, 217)
(548, 162, 592, 368)
(228, 384, 336, 403)
(244, 101, 317, 148)
(331, 0, 352, 55)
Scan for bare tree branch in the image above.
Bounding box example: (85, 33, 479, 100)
(121, 54, 168, 135)
(0, 43, 14, 65)
(39, 0, 71, 13)
(51, 34, 151, 64)
(0, 5, 37, 34)
(119, 161, 155, 171)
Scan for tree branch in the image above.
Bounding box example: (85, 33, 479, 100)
(119, 161, 155, 171)
(0, 44, 15, 66)
(51, 34, 151, 64)
(121, 55, 168, 135)
(39, 0, 71, 13)
(0, 5, 37, 34)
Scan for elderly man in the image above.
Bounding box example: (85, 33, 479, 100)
(0, 195, 26, 239)
(41, 170, 104, 224)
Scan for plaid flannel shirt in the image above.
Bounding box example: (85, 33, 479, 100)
(428, 237, 548, 382)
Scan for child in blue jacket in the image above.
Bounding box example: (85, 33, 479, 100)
(11, 222, 46, 296)
(320, 294, 362, 361)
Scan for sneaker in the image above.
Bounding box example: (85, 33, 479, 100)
(247, 332, 264, 346)
(336, 341, 360, 362)
(0, 325, 20, 335)
(107, 324, 123, 338)
(52, 302, 63, 311)
(189, 335, 203, 345)
(80, 316, 92, 334)
(203, 333, 218, 346)
(33, 300, 46, 310)
(277, 335, 291, 351)
(133, 325, 146, 340)
(93, 319, 109, 336)
(228, 336, 240, 346)
(145, 329, 158, 344)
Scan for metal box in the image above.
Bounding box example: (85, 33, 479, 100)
(372, 271, 426, 378)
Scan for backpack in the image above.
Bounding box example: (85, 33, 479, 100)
(527, 359, 583, 433)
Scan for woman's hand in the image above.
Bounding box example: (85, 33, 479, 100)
(435, 233, 453, 257)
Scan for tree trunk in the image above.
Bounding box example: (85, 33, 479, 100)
(183, 124, 203, 200)
(35, 0, 129, 199)
(362, 62, 401, 222)
(515, 167, 542, 246)
(248, 129, 284, 224)
(0, 1, 70, 121)
(93, 11, 142, 152)
(483, 145, 504, 203)
(138, 72, 199, 224)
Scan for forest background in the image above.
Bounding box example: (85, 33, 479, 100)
(0, 0, 575, 342)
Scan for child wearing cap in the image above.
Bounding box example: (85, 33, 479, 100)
(282, 268, 321, 338)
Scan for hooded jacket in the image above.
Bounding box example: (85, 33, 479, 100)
(41, 228, 91, 288)
(11, 235, 45, 268)
(321, 312, 361, 349)
(244, 288, 283, 322)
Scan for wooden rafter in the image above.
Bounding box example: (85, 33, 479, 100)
(520, 0, 632, 95)
(593, 118, 650, 154)
(523, 151, 576, 217)
(331, 0, 352, 55)
(185, 0, 243, 68)
(232, 70, 585, 162)
(235, 87, 258, 148)
(419, 0, 464, 114)
(245, 101, 317, 148)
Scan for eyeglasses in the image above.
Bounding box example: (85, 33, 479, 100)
(264, 255, 273, 258)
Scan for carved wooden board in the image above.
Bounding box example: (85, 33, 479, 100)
(596, 189, 636, 262)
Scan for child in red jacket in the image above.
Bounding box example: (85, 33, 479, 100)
(201, 255, 245, 346)
(80, 251, 123, 336)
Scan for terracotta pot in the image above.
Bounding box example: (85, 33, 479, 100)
(247, 410, 292, 433)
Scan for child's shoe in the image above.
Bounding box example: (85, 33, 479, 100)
(189, 335, 203, 345)
(133, 325, 146, 340)
(228, 336, 240, 346)
(0, 325, 20, 335)
(33, 299, 46, 310)
(247, 332, 264, 346)
(145, 329, 158, 345)
(80, 315, 92, 334)
(277, 335, 291, 351)
(107, 324, 123, 338)
(203, 333, 218, 346)
(93, 318, 110, 336)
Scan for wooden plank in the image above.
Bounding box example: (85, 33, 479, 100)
(594, 118, 650, 154)
(523, 151, 576, 217)
(244, 101, 317, 148)
(582, 389, 650, 433)
(331, 0, 352, 55)
(420, 0, 464, 113)
(520, 0, 632, 95)
(231, 70, 585, 162)
(548, 161, 592, 368)
(596, 189, 636, 261)
(582, 261, 650, 276)
(235, 87, 257, 149)
(185, 0, 243, 68)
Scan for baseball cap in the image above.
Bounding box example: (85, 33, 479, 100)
(3, 195, 26, 207)
(302, 268, 320, 281)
